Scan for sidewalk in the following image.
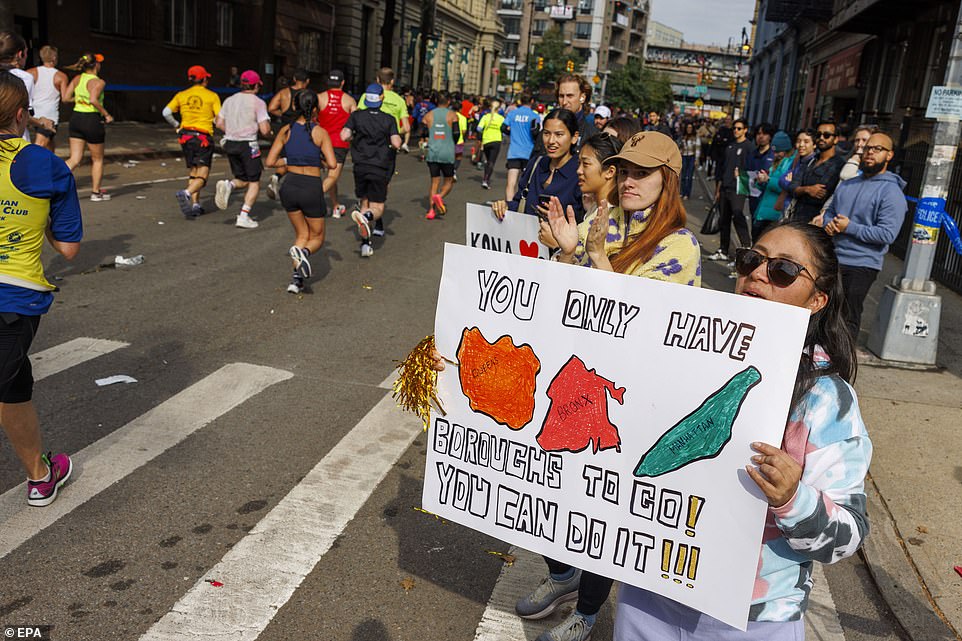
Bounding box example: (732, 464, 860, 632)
(54, 121, 209, 161)
(693, 169, 962, 641)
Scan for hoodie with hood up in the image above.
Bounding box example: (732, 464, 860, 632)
(823, 171, 907, 270)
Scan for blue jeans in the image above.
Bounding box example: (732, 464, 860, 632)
(681, 155, 695, 197)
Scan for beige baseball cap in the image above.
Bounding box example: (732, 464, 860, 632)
(604, 131, 682, 175)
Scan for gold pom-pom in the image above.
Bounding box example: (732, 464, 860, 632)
(393, 335, 447, 428)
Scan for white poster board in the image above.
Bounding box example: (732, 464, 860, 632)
(466, 203, 550, 260)
(423, 244, 810, 630)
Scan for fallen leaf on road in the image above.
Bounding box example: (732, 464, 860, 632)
(955, 566, 962, 579)
(204, 579, 224, 587)
(400, 577, 415, 591)
(487, 551, 516, 566)
(412, 506, 447, 524)
(362, 284, 373, 290)
(917, 525, 929, 534)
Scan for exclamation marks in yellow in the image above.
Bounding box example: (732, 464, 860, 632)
(685, 495, 705, 537)
(659, 539, 700, 588)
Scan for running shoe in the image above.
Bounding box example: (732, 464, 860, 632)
(452, 171, 458, 182)
(515, 570, 581, 619)
(215, 180, 232, 210)
(706, 250, 729, 261)
(175, 189, 193, 217)
(432, 193, 447, 215)
(27, 452, 72, 507)
(331, 204, 346, 219)
(400, 143, 411, 154)
(425, 208, 436, 220)
(190, 204, 204, 218)
(288, 245, 312, 279)
(286, 276, 304, 294)
(360, 242, 374, 258)
(373, 218, 385, 237)
(535, 611, 594, 641)
(236, 212, 258, 229)
(90, 190, 111, 202)
(267, 174, 280, 200)
(352, 209, 372, 240)
(481, 181, 490, 189)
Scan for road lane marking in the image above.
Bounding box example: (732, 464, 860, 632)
(474, 546, 560, 640)
(0, 362, 292, 559)
(139, 383, 422, 641)
(30, 337, 129, 381)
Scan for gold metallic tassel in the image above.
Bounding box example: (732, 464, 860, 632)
(393, 335, 447, 428)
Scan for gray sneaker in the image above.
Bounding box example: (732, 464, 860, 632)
(515, 570, 581, 620)
(536, 612, 593, 641)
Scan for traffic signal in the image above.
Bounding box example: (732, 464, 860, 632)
(537, 57, 544, 70)
(566, 59, 574, 72)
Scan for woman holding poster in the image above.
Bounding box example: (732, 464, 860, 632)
(490, 108, 585, 226)
(615, 221, 871, 640)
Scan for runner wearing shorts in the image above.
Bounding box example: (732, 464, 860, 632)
(214, 70, 271, 229)
(421, 92, 459, 220)
(359, 67, 408, 236)
(317, 69, 355, 219)
(0, 73, 82, 507)
(164, 65, 221, 219)
(27, 45, 68, 152)
(63, 52, 113, 202)
(341, 83, 401, 257)
(266, 90, 336, 294)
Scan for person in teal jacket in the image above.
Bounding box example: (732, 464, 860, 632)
(752, 131, 795, 240)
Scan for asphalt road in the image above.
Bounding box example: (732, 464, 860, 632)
(0, 150, 910, 641)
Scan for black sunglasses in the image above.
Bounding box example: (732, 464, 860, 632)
(817, 131, 836, 139)
(734, 248, 816, 288)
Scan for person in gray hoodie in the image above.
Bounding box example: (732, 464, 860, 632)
(823, 132, 907, 339)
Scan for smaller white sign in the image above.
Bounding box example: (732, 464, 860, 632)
(549, 4, 574, 19)
(925, 86, 962, 120)
(466, 203, 550, 259)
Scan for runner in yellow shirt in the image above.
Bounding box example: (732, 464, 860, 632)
(477, 99, 504, 189)
(163, 65, 221, 218)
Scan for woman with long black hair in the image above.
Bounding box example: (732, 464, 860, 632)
(266, 90, 336, 294)
(615, 221, 870, 640)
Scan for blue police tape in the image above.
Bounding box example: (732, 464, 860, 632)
(905, 195, 962, 254)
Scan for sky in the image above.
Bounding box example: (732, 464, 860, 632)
(650, 0, 757, 48)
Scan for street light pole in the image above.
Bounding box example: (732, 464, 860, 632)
(868, 3, 962, 364)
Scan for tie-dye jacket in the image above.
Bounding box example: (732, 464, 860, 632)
(751, 347, 872, 620)
(574, 206, 702, 286)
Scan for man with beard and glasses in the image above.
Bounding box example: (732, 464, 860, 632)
(789, 119, 846, 223)
(822, 132, 906, 340)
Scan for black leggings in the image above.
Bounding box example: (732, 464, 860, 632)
(718, 189, 751, 257)
(544, 557, 613, 616)
(483, 142, 501, 183)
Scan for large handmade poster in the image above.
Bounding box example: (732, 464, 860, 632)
(466, 203, 550, 259)
(423, 244, 810, 629)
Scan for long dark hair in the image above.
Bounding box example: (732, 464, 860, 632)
(603, 116, 641, 143)
(761, 221, 857, 409)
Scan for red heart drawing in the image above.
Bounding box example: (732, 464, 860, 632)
(519, 240, 539, 258)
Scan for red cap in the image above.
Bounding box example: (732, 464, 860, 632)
(187, 65, 211, 80)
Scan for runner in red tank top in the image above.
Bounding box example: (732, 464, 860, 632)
(317, 69, 356, 218)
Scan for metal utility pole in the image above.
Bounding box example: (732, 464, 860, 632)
(868, 3, 962, 364)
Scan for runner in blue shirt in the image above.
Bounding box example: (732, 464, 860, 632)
(502, 94, 540, 201)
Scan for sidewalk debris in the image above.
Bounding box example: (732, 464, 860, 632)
(955, 566, 962, 579)
(487, 550, 516, 566)
(399, 577, 415, 591)
(95, 375, 138, 387)
(115, 255, 145, 266)
(204, 579, 224, 587)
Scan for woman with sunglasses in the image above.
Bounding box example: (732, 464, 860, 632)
(615, 221, 871, 640)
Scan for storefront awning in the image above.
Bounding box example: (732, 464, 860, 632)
(822, 43, 865, 95)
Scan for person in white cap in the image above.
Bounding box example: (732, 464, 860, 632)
(214, 70, 271, 229)
(592, 105, 611, 131)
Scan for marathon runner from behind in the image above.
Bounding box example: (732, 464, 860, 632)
(316, 69, 355, 219)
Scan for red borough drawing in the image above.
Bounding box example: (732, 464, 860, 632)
(536, 355, 626, 454)
(457, 327, 541, 429)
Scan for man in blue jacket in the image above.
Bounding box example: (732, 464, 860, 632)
(823, 132, 907, 339)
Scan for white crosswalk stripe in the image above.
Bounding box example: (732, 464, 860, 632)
(139, 374, 421, 641)
(30, 337, 129, 381)
(0, 361, 292, 560)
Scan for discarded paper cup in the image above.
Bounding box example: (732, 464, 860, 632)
(115, 255, 145, 266)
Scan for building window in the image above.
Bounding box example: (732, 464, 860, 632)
(575, 22, 591, 40)
(532, 19, 548, 36)
(578, 0, 593, 14)
(164, 0, 196, 46)
(215, 2, 234, 47)
(500, 0, 522, 9)
(299, 31, 326, 72)
(91, 0, 133, 36)
(534, 0, 547, 11)
(502, 42, 519, 58)
(502, 17, 521, 35)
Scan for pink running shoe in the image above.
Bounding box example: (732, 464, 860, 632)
(432, 194, 447, 216)
(425, 208, 436, 220)
(27, 452, 73, 507)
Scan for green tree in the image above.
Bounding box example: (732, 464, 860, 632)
(526, 25, 573, 90)
(605, 58, 673, 113)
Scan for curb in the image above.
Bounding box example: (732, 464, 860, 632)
(862, 474, 960, 640)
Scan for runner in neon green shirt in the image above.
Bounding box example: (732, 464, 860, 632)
(358, 67, 410, 154)
(477, 99, 504, 189)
